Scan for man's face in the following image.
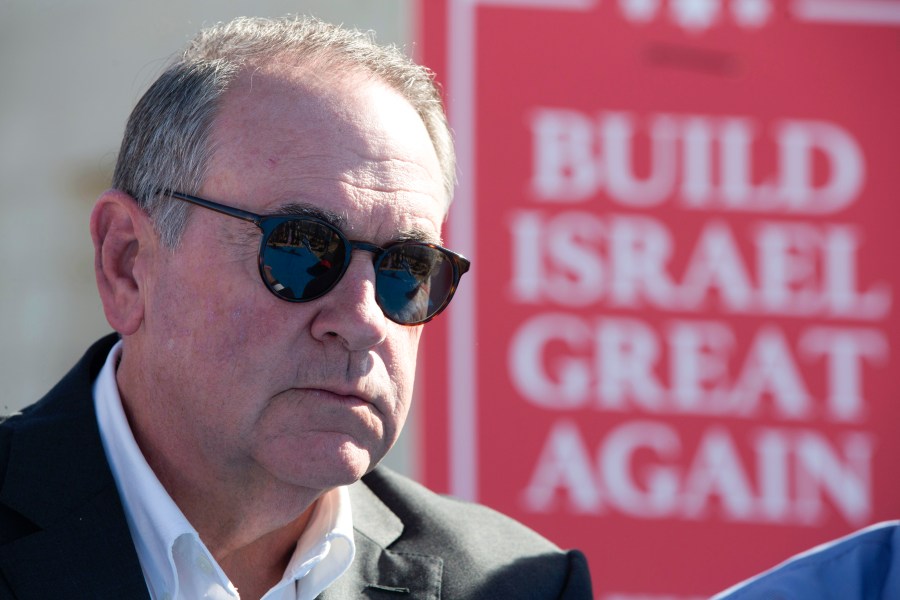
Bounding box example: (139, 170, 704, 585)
(131, 65, 446, 494)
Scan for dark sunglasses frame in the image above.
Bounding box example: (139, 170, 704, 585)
(160, 191, 470, 325)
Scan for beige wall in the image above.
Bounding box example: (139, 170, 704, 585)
(0, 0, 419, 476)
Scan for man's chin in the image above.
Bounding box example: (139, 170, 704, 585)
(265, 439, 384, 491)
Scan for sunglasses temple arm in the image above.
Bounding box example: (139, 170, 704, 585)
(162, 190, 263, 226)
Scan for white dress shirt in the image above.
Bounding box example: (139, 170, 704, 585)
(93, 341, 355, 600)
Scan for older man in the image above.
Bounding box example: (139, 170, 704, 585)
(0, 15, 591, 600)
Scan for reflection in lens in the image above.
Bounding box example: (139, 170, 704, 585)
(377, 245, 453, 324)
(264, 220, 345, 300)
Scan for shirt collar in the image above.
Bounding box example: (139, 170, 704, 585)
(93, 340, 355, 600)
(290, 485, 355, 599)
(94, 340, 202, 598)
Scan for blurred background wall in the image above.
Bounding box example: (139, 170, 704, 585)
(0, 0, 417, 475)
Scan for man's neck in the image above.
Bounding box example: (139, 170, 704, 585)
(216, 507, 315, 600)
(135, 418, 321, 597)
(117, 373, 322, 593)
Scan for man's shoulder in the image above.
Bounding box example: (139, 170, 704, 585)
(2, 334, 119, 427)
(712, 521, 900, 600)
(0, 334, 121, 537)
(0, 335, 149, 599)
(353, 467, 593, 599)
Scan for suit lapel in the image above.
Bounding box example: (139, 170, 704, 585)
(318, 477, 443, 599)
(0, 335, 149, 599)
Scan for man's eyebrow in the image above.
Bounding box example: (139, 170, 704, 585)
(266, 202, 347, 229)
(269, 202, 443, 245)
(395, 226, 443, 246)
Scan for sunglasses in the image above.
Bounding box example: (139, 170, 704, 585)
(162, 191, 470, 326)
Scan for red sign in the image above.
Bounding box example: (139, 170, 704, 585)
(417, 1, 900, 597)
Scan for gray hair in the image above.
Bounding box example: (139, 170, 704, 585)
(112, 15, 456, 248)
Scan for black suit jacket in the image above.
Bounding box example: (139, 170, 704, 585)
(0, 335, 592, 599)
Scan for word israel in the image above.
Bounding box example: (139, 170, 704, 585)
(530, 108, 864, 214)
(509, 210, 891, 320)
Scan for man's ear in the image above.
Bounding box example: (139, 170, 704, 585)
(90, 189, 156, 335)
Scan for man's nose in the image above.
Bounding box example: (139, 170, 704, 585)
(309, 252, 388, 351)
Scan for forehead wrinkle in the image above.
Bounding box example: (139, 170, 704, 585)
(346, 155, 442, 198)
(268, 171, 444, 235)
(289, 174, 439, 204)
(255, 149, 443, 213)
(268, 140, 439, 192)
